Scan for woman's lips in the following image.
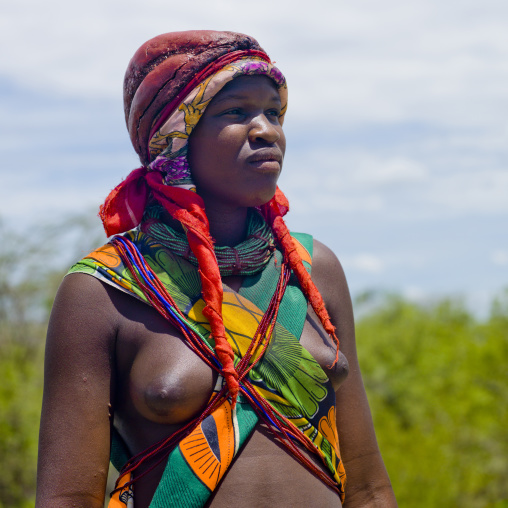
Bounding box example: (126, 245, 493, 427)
(246, 149, 283, 172)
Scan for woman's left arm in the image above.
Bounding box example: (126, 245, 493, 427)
(312, 239, 397, 507)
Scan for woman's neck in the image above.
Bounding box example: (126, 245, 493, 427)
(159, 202, 250, 247)
(205, 205, 250, 247)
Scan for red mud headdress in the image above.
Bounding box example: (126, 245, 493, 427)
(99, 30, 340, 403)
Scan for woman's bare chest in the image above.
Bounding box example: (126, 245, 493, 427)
(114, 294, 349, 432)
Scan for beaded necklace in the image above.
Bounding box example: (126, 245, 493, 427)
(140, 205, 276, 276)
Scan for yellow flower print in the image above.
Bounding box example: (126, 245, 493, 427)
(318, 405, 340, 453)
(179, 76, 214, 134)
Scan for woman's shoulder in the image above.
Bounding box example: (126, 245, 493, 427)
(49, 272, 123, 346)
(61, 270, 117, 303)
(311, 239, 348, 291)
(312, 238, 341, 267)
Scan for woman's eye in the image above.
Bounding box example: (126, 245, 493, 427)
(224, 108, 242, 116)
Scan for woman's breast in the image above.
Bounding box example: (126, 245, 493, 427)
(300, 308, 349, 390)
(117, 301, 348, 430)
(127, 335, 218, 425)
(113, 298, 218, 429)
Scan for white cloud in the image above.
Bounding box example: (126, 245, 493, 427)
(284, 150, 429, 187)
(345, 254, 385, 273)
(491, 250, 508, 266)
(426, 169, 508, 215)
(342, 156, 428, 187)
(1, 0, 507, 130)
(402, 286, 427, 302)
(280, 131, 508, 220)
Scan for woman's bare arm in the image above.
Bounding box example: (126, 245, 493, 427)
(312, 240, 397, 507)
(36, 273, 118, 507)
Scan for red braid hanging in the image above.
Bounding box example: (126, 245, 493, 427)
(261, 188, 341, 365)
(100, 169, 239, 404)
(149, 176, 239, 404)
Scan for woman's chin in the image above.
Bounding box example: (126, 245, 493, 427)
(195, 178, 279, 211)
(249, 187, 278, 208)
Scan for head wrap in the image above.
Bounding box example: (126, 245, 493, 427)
(100, 30, 288, 236)
(148, 56, 287, 190)
(125, 31, 266, 165)
(99, 30, 340, 407)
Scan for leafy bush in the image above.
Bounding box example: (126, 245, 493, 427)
(356, 293, 508, 508)
(0, 327, 44, 508)
(0, 215, 104, 507)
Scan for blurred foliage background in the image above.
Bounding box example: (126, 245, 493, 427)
(0, 215, 506, 507)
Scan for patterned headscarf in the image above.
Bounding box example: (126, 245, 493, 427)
(100, 31, 288, 236)
(147, 57, 287, 190)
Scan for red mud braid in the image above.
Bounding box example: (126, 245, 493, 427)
(99, 168, 239, 402)
(166, 204, 240, 404)
(262, 189, 341, 365)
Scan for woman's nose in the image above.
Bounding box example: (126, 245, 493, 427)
(248, 114, 280, 144)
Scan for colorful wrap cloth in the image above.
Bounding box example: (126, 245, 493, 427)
(68, 230, 346, 507)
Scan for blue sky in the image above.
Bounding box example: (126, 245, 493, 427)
(1, 0, 507, 315)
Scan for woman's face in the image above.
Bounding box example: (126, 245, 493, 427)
(188, 75, 286, 211)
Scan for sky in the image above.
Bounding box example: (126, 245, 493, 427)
(1, 0, 507, 316)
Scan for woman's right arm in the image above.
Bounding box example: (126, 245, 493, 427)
(36, 273, 118, 507)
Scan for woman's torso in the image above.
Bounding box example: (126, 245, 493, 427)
(110, 273, 349, 508)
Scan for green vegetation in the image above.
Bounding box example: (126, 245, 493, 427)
(0, 217, 506, 507)
(356, 292, 508, 507)
(0, 216, 104, 508)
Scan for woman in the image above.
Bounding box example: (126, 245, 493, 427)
(37, 31, 397, 507)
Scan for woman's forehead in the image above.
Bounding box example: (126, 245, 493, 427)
(212, 75, 281, 104)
